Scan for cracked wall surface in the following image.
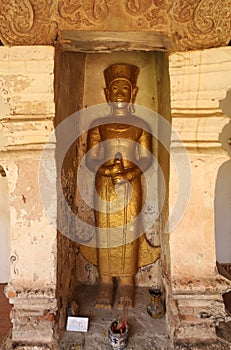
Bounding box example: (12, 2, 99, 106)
(0, 45, 231, 348)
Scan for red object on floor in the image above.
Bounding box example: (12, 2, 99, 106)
(0, 284, 12, 344)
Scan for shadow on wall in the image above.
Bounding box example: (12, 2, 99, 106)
(0, 165, 10, 283)
(215, 88, 231, 264)
(215, 91, 231, 319)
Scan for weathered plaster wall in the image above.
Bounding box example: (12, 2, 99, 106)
(0, 46, 58, 345)
(0, 170, 10, 283)
(169, 47, 231, 279)
(0, 94, 10, 283)
(54, 50, 87, 333)
(1, 45, 231, 348)
(155, 51, 171, 276)
(168, 47, 231, 342)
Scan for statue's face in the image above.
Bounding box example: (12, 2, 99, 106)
(108, 79, 132, 103)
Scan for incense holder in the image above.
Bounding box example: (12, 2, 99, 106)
(108, 320, 128, 349)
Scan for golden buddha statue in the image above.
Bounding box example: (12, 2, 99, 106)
(84, 63, 160, 308)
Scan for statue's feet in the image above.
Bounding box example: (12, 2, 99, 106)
(117, 283, 134, 309)
(96, 282, 114, 309)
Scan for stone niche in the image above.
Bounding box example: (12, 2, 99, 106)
(54, 41, 171, 339)
(1, 38, 231, 349)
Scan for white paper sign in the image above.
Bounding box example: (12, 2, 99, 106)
(66, 316, 89, 332)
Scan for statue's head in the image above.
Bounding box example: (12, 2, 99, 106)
(104, 63, 139, 104)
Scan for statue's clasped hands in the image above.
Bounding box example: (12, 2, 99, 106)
(110, 159, 127, 185)
(110, 154, 136, 185)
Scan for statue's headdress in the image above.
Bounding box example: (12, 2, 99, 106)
(104, 63, 139, 88)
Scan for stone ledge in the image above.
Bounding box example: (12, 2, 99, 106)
(5, 286, 56, 300)
(58, 30, 171, 52)
(172, 276, 231, 296)
(0, 120, 55, 150)
(174, 338, 231, 349)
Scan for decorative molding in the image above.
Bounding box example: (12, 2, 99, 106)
(123, 0, 153, 16)
(169, 0, 231, 51)
(58, 0, 109, 28)
(0, 0, 230, 51)
(0, 0, 57, 45)
(121, 0, 171, 29)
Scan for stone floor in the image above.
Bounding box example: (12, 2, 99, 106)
(60, 285, 170, 350)
(1, 284, 231, 349)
